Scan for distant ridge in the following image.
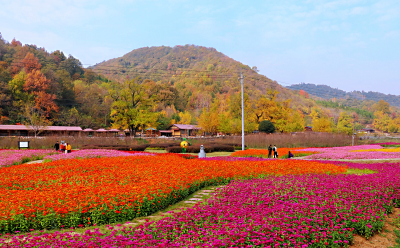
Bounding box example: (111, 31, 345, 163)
(287, 83, 400, 108)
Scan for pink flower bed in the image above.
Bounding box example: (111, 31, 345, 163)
(303, 151, 400, 160)
(44, 149, 154, 161)
(298, 145, 400, 160)
(299, 145, 382, 152)
(0, 149, 56, 167)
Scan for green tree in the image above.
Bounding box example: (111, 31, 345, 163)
(110, 77, 159, 135)
(373, 111, 391, 132)
(259, 120, 275, 133)
(375, 100, 390, 114)
(337, 112, 354, 135)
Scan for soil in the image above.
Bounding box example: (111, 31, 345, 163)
(351, 208, 400, 248)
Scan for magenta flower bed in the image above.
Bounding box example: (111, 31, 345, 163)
(375, 142, 400, 146)
(3, 161, 400, 247)
(0, 149, 56, 167)
(44, 149, 154, 161)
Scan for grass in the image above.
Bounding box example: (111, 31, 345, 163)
(345, 168, 377, 175)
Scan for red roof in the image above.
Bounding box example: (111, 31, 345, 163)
(172, 124, 200, 130)
(0, 125, 82, 131)
(95, 128, 108, 132)
(108, 129, 120, 132)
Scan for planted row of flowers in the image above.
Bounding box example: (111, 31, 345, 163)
(3, 160, 400, 247)
(0, 154, 344, 234)
(43, 149, 154, 161)
(0, 149, 57, 168)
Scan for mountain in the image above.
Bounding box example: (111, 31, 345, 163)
(92, 45, 308, 110)
(288, 83, 400, 108)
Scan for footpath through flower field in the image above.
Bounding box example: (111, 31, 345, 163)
(2, 158, 400, 247)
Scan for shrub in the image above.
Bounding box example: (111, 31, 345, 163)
(166, 146, 184, 153)
(148, 143, 180, 149)
(259, 120, 275, 134)
(80, 144, 150, 151)
(210, 145, 235, 152)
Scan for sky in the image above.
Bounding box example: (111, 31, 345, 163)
(0, 0, 399, 95)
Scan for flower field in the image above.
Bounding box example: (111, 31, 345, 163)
(43, 149, 153, 161)
(0, 149, 57, 168)
(2, 145, 400, 247)
(2, 160, 400, 247)
(0, 154, 344, 235)
(298, 145, 400, 160)
(231, 148, 317, 158)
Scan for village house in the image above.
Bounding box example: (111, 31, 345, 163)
(159, 124, 200, 137)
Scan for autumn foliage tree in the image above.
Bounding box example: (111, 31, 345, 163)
(24, 69, 58, 117)
(22, 52, 42, 73)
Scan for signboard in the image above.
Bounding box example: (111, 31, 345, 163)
(18, 141, 29, 149)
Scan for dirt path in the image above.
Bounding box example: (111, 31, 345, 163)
(351, 208, 400, 247)
(24, 160, 43, 164)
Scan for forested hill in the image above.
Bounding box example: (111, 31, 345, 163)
(92, 45, 305, 107)
(0, 34, 111, 128)
(288, 83, 400, 108)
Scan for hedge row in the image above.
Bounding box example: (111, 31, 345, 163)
(80, 144, 150, 151)
(166, 144, 235, 153)
(148, 143, 181, 149)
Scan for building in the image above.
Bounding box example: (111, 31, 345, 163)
(0, 125, 83, 137)
(360, 128, 375, 134)
(164, 124, 201, 137)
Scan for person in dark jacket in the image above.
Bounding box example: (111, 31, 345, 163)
(288, 151, 294, 159)
(54, 141, 60, 152)
(268, 145, 273, 158)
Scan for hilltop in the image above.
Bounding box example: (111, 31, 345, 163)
(92, 45, 308, 110)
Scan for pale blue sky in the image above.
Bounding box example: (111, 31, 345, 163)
(0, 0, 399, 94)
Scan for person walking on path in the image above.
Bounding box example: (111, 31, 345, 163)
(288, 151, 294, 159)
(54, 141, 60, 152)
(273, 145, 278, 158)
(268, 145, 273, 158)
(66, 143, 72, 153)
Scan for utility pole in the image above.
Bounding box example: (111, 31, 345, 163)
(239, 73, 245, 150)
(352, 119, 355, 146)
